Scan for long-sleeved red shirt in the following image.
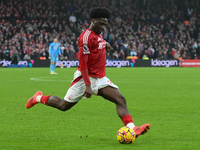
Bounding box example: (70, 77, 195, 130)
(77, 29, 106, 85)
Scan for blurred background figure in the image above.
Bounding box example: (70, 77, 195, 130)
(11, 51, 20, 64)
(49, 38, 61, 74)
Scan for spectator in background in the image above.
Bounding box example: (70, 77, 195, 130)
(68, 50, 76, 59)
(142, 55, 149, 60)
(23, 53, 31, 60)
(113, 50, 119, 59)
(147, 45, 155, 59)
(171, 48, 176, 58)
(60, 44, 65, 54)
(191, 49, 197, 59)
(174, 50, 181, 59)
(4, 46, 11, 60)
(30, 50, 35, 60)
(0, 49, 6, 60)
(11, 51, 20, 64)
(40, 49, 49, 59)
(63, 48, 70, 59)
(18, 51, 24, 60)
(162, 51, 168, 59)
(82, 20, 89, 29)
(69, 13, 77, 23)
(167, 50, 173, 59)
(158, 50, 163, 59)
(112, 41, 120, 53)
(34, 49, 41, 60)
(130, 49, 137, 56)
(106, 52, 111, 59)
(118, 49, 125, 60)
(182, 51, 188, 59)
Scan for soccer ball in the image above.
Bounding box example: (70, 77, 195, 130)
(117, 126, 136, 144)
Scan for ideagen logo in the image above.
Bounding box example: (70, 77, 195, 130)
(106, 60, 130, 68)
(0, 59, 28, 67)
(0, 60, 11, 66)
(56, 60, 79, 68)
(151, 59, 179, 67)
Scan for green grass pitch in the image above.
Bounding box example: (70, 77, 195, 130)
(0, 67, 199, 150)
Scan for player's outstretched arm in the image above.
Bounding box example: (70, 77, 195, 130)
(79, 54, 92, 98)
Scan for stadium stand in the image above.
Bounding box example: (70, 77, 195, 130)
(0, 0, 200, 61)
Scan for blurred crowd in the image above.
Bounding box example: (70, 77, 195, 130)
(0, 0, 200, 62)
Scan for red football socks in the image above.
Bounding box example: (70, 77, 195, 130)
(122, 115, 133, 126)
(40, 95, 50, 105)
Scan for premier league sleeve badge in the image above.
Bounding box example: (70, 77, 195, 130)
(83, 44, 90, 54)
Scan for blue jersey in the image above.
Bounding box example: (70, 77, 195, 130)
(49, 42, 61, 56)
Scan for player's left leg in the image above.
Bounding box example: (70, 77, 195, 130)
(27, 70, 85, 110)
(98, 86, 150, 138)
(52, 61, 57, 74)
(50, 55, 57, 74)
(26, 91, 78, 111)
(47, 96, 77, 111)
(53, 55, 59, 74)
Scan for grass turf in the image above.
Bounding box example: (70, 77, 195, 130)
(0, 67, 199, 150)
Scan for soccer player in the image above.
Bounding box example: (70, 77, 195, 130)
(26, 7, 150, 138)
(49, 38, 61, 74)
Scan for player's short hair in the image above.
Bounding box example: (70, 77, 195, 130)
(89, 7, 111, 19)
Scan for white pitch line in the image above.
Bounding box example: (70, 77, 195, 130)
(30, 77, 71, 82)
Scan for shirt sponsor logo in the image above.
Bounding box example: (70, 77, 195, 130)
(98, 42, 105, 49)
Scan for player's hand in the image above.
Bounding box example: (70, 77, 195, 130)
(84, 85, 92, 98)
(48, 56, 51, 59)
(106, 42, 113, 52)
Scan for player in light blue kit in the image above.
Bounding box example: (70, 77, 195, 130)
(49, 38, 61, 74)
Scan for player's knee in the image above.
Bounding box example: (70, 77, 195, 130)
(58, 101, 74, 111)
(59, 106, 68, 111)
(121, 96, 127, 105)
(59, 105, 70, 111)
(117, 95, 127, 106)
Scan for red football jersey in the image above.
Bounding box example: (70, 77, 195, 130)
(78, 29, 106, 78)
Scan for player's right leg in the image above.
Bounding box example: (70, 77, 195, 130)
(98, 86, 151, 138)
(133, 123, 151, 138)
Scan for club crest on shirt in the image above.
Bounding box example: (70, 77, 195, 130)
(68, 94, 73, 100)
(83, 44, 90, 54)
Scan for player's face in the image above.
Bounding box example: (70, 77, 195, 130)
(54, 39, 58, 43)
(92, 18, 108, 34)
